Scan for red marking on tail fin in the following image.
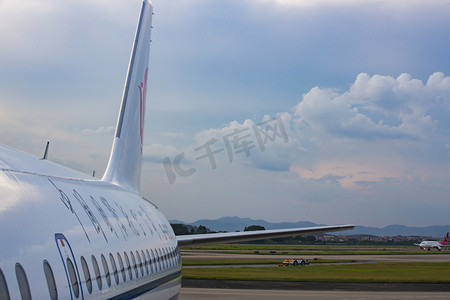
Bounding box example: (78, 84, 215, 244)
(443, 232, 449, 245)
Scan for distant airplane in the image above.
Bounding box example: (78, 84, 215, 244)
(0, 1, 354, 299)
(415, 232, 449, 251)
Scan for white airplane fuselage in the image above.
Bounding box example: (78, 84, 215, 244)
(418, 241, 444, 251)
(0, 145, 181, 299)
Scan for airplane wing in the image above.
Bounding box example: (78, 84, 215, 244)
(177, 224, 355, 247)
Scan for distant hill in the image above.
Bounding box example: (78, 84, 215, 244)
(170, 216, 450, 238)
(188, 216, 321, 232)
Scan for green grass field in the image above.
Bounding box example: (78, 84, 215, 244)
(182, 262, 450, 283)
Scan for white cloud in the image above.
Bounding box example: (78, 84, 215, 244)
(291, 72, 450, 190)
(180, 72, 449, 191)
(295, 72, 449, 141)
(192, 113, 304, 172)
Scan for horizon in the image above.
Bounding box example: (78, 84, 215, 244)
(169, 216, 450, 229)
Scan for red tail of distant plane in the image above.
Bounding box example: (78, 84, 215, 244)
(442, 232, 449, 245)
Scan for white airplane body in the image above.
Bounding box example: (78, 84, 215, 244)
(0, 1, 354, 299)
(415, 232, 449, 251)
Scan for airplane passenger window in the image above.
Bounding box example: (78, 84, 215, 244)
(101, 255, 111, 287)
(172, 247, 177, 265)
(91, 255, 102, 291)
(169, 248, 174, 267)
(124, 252, 132, 280)
(168, 248, 172, 267)
(117, 253, 126, 282)
(109, 254, 119, 285)
(130, 251, 138, 278)
(167, 248, 171, 266)
(157, 248, 163, 270)
(0, 268, 11, 300)
(157, 249, 162, 271)
(146, 249, 153, 274)
(80, 256, 92, 294)
(161, 248, 167, 269)
(66, 258, 80, 298)
(150, 249, 156, 273)
(15, 263, 32, 300)
(166, 248, 170, 268)
(163, 248, 168, 268)
(43, 260, 58, 300)
(136, 251, 144, 277)
(154, 249, 159, 271)
(165, 248, 169, 268)
(162, 248, 167, 268)
(141, 250, 149, 275)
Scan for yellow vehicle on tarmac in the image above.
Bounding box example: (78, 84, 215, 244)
(279, 259, 310, 266)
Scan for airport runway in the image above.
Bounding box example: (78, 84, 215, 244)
(179, 288, 450, 299)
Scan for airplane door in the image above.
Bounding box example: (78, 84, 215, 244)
(55, 233, 84, 300)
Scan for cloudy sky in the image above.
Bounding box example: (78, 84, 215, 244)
(0, 0, 449, 227)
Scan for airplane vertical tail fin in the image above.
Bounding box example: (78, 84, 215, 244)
(102, 0, 153, 193)
(443, 232, 449, 245)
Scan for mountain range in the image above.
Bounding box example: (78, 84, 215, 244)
(170, 216, 450, 238)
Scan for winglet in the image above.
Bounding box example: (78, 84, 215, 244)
(102, 0, 153, 193)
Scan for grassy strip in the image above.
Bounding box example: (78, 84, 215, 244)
(182, 258, 355, 266)
(182, 262, 450, 283)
